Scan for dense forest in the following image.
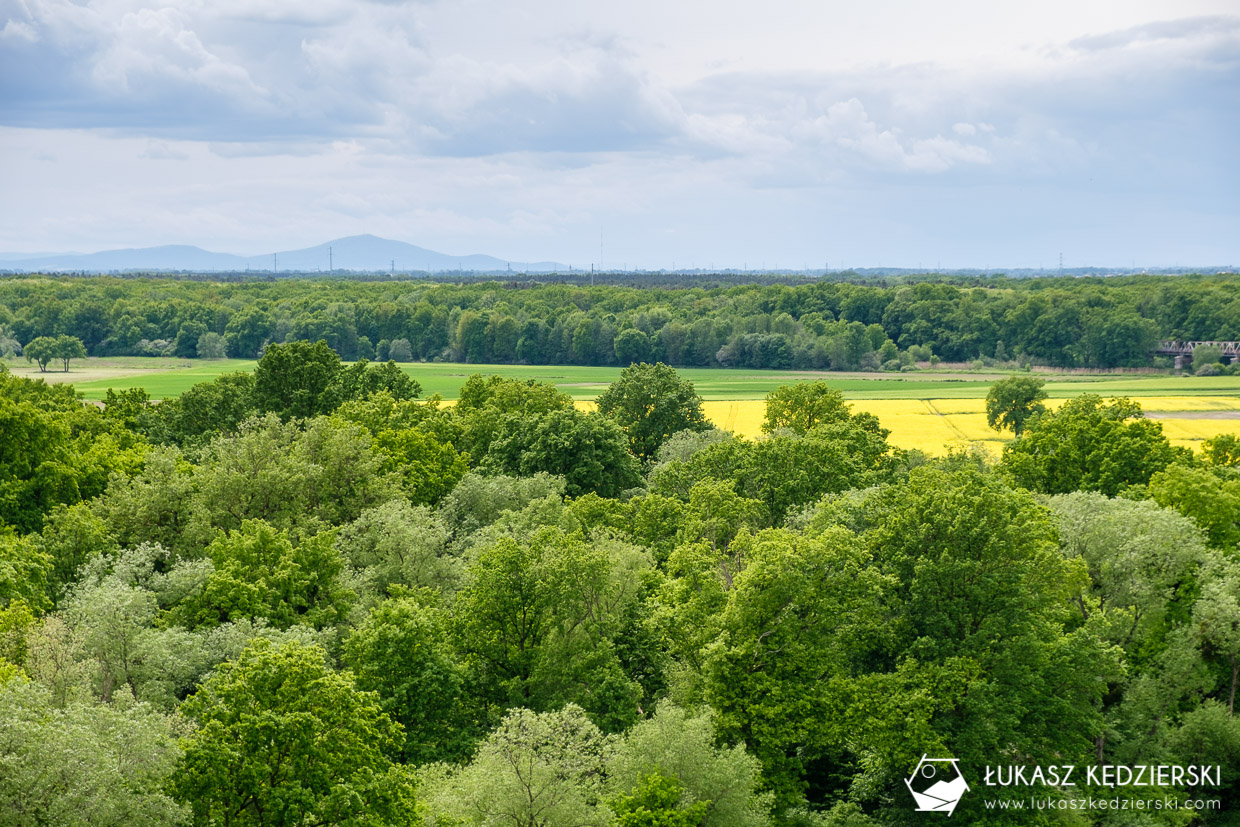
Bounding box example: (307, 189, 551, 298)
(2, 273, 1240, 370)
(2, 342, 1239, 825)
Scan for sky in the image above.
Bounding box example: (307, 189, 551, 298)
(1, 0, 1238, 269)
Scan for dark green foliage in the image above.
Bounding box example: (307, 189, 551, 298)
(253, 339, 342, 420)
(343, 597, 472, 763)
(176, 520, 352, 630)
(1001, 395, 1190, 495)
(6, 272, 1238, 369)
(484, 407, 643, 497)
(984, 375, 1047, 436)
(145, 372, 257, 447)
(597, 362, 710, 461)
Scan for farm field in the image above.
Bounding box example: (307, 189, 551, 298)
(7, 356, 1239, 455)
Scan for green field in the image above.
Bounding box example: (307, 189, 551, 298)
(9, 356, 1240, 402)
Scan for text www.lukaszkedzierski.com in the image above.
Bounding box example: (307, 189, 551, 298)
(984, 797, 1220, 812)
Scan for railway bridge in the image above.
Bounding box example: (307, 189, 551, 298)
(1156, 340, 1240, 369)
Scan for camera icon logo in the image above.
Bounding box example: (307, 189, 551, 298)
(905, 754, 969, 816)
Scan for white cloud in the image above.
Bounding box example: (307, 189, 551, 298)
(0, 2, 1237, 266)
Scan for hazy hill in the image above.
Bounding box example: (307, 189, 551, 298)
(0, 234, 563, 273)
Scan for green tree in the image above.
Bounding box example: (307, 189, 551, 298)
(485, 408, 643, 498)
(335, 501, 457, 595)
(388, 338, 413, 362)
(608, 703, 771, 827)
(1202, 433, 1240, 468)
(253, 340, 342, 420)
(614, 329, 654, 365)
(611, 773, 710, 827)
(1149, 463, 1240, 549)
(452, 527, 650, 728)
(343, 597, 471, 763)
(424, 704, 611, 827)
(1001, 395, 1188, 496)
(51, 335, 87, 371)
(597, 363, 711, 461)
(761, 382, 852, 435)
(177, 520, 353, 631)
(1193, 343, 1223, 371)
(984, 375, 1047, 436)
(0, 677, 187, 826)
(172, 639, 418, 827)
(196, 331, 227, 360)
(21, 336, 56, 372)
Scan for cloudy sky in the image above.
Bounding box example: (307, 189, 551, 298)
(2, 0, 1237, 268)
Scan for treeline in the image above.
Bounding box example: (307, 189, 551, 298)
(2, 273, 1239, 369)
(2, 349, 1240, 825)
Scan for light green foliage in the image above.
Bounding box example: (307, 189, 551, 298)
(452, 527, 650, 730)
(649, 428, 736, 473)
(337, 501, 458, 597)
(679, 479, 766, 553)
(650, 419, 893, 522)
(611, 772, 710, 827)
(424, 704, 611, 827)
(92, 446, 197, 553)
(0, 677, 187, 826)
(172, 639, 419, 827)
(984, 375, 1048, 436)
(0, 597, 36, 666)
(1002, 395, 1189, 496)
(196, 331, 226, 360)
(371, 426, 469, 505)
(332, 391, 468, 505)
(1149, 463, 1240, 550)
(1192, 344, 1223, 370)
(0, 528, 52, 612)
(1202, 433, 1240, 468)
(29, 543, 334, 709)
(343, 597, 471, 764)
(596, 362, 710, 461)
(1048, 492, 1207, 648)
(761, 382, 851, 435)
(608, 703, 771, 827)
(439, 471, 566, 539)
(178, 520, 352, 630)
(190, 414, 402, 539)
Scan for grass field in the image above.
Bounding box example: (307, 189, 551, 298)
(7, 357, 1238, 456)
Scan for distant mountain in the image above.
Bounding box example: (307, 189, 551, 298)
(0, 235, 564, 274)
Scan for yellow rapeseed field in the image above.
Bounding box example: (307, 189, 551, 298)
(659, 396, 1240, 456)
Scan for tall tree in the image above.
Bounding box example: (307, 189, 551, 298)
(171, 639, 418, 827)
(984, 375, 1047, 436)
(596, 363, 710, 462)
